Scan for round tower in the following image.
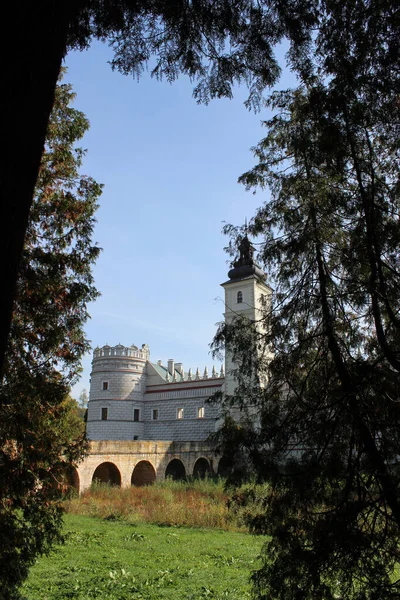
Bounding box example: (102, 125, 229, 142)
(86, 343, 150, 441)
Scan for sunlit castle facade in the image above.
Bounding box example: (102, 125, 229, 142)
(86, 237, 272, 443)
(86, 344, 225, 442)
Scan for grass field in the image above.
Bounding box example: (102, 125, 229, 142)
(21, 514, 263, 600)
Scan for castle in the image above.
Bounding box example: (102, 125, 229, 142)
(75, 237, 272, 491)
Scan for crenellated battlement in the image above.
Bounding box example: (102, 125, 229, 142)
(93, 343, 150, 360)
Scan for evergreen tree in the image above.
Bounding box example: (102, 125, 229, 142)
(213, 1, 400, 596)
(0, 72, 102, 600)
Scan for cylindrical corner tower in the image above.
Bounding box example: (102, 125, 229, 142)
(86, 343, 150, 440)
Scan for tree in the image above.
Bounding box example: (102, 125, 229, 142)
(78, 388, 89, 422)
(0, 72, 102, 600)
(60, 394, 87, 440)
(0, 0, 318, 378)
(212, 2, 400, 598)
(78, 389, 89, 410)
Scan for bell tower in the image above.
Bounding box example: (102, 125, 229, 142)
(221, 235, 272, 397)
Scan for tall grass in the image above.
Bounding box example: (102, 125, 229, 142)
(64, 477, 243, 531)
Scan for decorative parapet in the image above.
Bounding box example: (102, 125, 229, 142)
(93, 343, 150, 360)
(154, 357, 224, 384)
(162, 364, 224, 383)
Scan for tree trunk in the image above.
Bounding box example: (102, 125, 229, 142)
(0, 2, 75, 380)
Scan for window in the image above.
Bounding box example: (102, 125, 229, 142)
(237, 291, 243, 304)
(133, 435, 139, 440)
(177, 407, 184, 419)
(101, 407, 108, 420)
(133, 408, 140, 422)
(102, 381, 108, 390)
(197, 407, 205, 419)
(152, 409, 159, 420)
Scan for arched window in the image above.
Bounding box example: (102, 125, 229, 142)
(237, 291, 243, 304)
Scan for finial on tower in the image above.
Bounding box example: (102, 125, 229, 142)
(227, 225, 265, 282)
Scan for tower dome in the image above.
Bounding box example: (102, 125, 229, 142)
(227, 235, 266, 281)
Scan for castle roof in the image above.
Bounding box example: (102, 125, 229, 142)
(150, 362, 185, 382)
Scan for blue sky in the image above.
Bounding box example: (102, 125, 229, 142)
(65, 40, 295, 398)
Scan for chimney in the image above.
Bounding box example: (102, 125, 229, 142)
(168, 359, 175, 376)
(157, 360, 163, 366)
(175, 362, 184, 377)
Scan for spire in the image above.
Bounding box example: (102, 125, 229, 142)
(227, 230, 265, 282)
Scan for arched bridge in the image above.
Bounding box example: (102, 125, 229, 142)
(71, 440, 222, 493)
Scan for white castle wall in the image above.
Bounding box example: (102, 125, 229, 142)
(143, 383, 222, 441)
(86, 344, 224, 442)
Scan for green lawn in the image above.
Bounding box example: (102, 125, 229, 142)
(21, 514, 263, 600)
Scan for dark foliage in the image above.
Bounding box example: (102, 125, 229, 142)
(213, 1, 400, 598)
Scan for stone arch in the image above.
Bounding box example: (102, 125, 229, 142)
(131, 460, 156, 486)
(92, 461, 121, 487)
(165, 458, 186, 481)
(193, 457, 211, 479)
(217, 455, 233, 477)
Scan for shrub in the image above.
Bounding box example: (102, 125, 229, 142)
(64, 478, 245, 531)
